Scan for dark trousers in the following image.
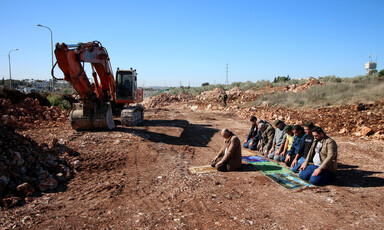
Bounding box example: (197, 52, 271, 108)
(211, 156, 228, 172)
(299, 165, 334, 186)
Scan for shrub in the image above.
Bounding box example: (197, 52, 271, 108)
(378, 69, 384, 78)
(47, 94, 72, 110)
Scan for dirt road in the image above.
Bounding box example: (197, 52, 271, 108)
(1, 106, 384, 229)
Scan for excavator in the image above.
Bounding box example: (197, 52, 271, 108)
(52, 41, 143, 131)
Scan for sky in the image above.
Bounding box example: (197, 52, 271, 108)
(1, 0, 384, 87)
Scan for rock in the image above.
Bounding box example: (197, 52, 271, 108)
(353, 132, 362, 137)
(339, 128, 348, 134)
(16, 182, 35, 197)
(71, 160, 81, 169)
(38, 178, 58, 191)
(360, 126, 374, 136)
(55, 173, 67, 182)
(21, 215, 33, 225)
(190, 105, 198, 110)
(355, 103, 367, 111)
(114, 139, 122, 145)
(2, 196, 22, 208)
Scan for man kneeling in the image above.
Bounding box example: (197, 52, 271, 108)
(299, 126, 337, 186)
(211, 129, 242, 172)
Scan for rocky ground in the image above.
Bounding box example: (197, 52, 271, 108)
(1, 84, 384, 229)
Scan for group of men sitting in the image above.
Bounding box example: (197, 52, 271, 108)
(210, 116, 338, 186)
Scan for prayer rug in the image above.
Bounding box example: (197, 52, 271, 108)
(242, 155, 269, 163)
(264, 173, 313, 189)
(241, 155, 312, 189)
(249, 161, 292, 174)
(242, 149, 258, 156)
(188, 165, 217, 174)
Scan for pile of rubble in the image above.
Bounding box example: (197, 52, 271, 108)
(0, 89, 70, 130)
(0, 124, 79, 209)
(226, 87, 259, 104)
(142, 93, 180, 108)
(196, 88, 225, 103)
(289, 78, 325, 92)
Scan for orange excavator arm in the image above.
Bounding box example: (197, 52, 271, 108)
(54, 41, 116, 105)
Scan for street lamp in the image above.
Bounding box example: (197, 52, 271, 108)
(8, 48, 18, 89)
(37, 24, 54, 91)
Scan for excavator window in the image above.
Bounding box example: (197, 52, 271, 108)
(116, 71, 134, 100)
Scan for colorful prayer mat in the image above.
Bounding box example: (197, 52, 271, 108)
(188, 165, 217, 174)
(242, 155, 269, 163)
(264, 173, 313, 190)
(241, 155, 312, 189)
(242, 148, 257, 156)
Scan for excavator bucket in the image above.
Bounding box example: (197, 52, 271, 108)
(70, 102, 115, 131)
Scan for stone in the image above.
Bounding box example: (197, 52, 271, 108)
(55, 173, 67, 182)
(355, 103, 367, 111)
(2, 196, 22, 208)
(360, 126, 374, 136)
(38, 178, 58, 191)
(339, 128, 348, 134)
(17, 182, 35, 197)
(190, 105, 198, 110)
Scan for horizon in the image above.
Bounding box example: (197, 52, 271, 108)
(1, 0, 384, 87)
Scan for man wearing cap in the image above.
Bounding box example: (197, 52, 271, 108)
(257, 121, 275, 156)
(210, 128, 242, 172)
(243, 116, 261, 150)
(290, 121, 315, 173)
(268, 119, 287, 161)
(299, 126, 337, 186)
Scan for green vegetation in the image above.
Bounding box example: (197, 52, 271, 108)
(254, 74, 384, 108)
(273, 75, 291, 83)
(166, 80, 273, 96)
(47, 94, 71, 110)
(378, 69, 384, 78)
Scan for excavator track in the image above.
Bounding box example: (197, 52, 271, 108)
(121, 105, 144, 126)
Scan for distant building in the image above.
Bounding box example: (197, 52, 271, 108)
(365, 55, 377, 75)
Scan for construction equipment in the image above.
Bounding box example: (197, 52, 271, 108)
(52, 41, 143, 131)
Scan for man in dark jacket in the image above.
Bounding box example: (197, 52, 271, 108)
(243, 116, 260, 150)
(284, 125, 306, 166)
(257, 122, 275, 156)
(290, 121, 315, 172)
(211, 129, 242, 172)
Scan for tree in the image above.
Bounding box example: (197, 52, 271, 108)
(378, 69, 384, 78)
(201, 82, 209, 86)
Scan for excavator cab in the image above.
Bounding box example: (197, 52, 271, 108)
(115, 68, 137, 101)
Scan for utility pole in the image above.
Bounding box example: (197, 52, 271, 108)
(225, 63, 229, 85)
(37, 24, 54, 91)
(8, 48, 19, 89)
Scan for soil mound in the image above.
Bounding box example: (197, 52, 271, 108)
(0, 91, 69, 130)
(0, 88, 26, 104)
(142, 93, 180, 108)
(196, 88, 225, 103)
(0, 124, 78, 208)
